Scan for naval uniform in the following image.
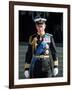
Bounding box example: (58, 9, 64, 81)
(24, 33, 58, 78)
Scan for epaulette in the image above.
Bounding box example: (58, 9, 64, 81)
(45, 33, 53, 37)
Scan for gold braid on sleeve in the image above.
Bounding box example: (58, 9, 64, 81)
(24, 63, 30, 69)
(54, 59, 58, 66)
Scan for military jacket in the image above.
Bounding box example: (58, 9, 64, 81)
(25, 33, 58, 67)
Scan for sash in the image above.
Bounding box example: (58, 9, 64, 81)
(35, 41, 47, 55)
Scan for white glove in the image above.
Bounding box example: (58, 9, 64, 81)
(24, 70, 29, 78)
(53, 68, 58, 76)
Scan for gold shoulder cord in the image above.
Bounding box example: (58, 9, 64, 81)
(29, 35, 38, 54)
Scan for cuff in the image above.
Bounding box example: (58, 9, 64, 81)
(54, 59, 58, 67)
(24, 63, 30, 70)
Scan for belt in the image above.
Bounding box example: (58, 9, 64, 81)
(33, 55, 49, 58)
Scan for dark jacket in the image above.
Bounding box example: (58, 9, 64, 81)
(25, 33, 58, 78)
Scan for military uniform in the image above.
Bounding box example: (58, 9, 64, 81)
(24, 33, 58, 78)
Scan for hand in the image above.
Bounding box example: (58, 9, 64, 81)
(53, 67, 58, 76)
(24, 70, 29, 78)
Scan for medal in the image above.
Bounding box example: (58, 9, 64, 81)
(43, 37, 50, 43)
(45, 44, 49, 49)
(45, 50, 49, 54)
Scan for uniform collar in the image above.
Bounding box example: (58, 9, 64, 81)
(37, 32, 45, 37)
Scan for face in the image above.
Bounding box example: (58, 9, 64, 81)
(36, 23, 46, 35)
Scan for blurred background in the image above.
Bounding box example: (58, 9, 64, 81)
(19, 11, 63, 79)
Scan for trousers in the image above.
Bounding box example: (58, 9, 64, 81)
(29, 57, 53, 78)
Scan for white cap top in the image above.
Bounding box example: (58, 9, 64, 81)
(34, 17, 47, 23)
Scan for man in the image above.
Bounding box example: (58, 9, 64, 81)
(24, 16, 58, 78)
